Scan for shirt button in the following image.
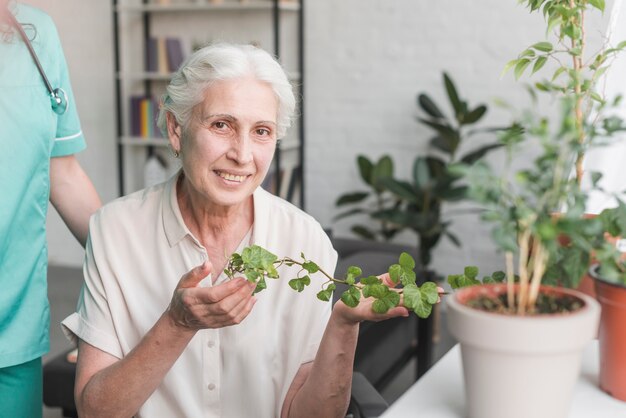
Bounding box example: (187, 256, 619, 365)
(207, 383, 216, 391)
(207, 340, 215, 348)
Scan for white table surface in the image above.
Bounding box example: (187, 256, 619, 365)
(381, 341, 626, 417)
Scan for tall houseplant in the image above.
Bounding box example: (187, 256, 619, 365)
(443, 1, 626, 416)
(335, 73, 501, 271)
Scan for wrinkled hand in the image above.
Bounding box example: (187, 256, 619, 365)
(167, 261, 257, 331)
(333, 273, 445, 325)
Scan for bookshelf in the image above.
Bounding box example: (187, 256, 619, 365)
(113, 0, 305, 207)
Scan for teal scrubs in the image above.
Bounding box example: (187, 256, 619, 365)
(0, 3, 85, 372)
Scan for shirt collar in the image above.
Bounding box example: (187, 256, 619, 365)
(162, 172, 272, 248)
(162, 172, 190, 247)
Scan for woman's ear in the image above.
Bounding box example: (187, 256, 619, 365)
(166, 112, 183, 153)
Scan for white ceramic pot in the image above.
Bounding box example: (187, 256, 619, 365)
(447, 284, 600, 418)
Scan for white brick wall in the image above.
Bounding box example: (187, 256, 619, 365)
(304, 0, 615, 276)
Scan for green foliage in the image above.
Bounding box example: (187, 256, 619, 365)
(334, 155, 403, 241)
(375, 72, 502, 268)
(447, 266, 507, 290)
(224, 247, 439, 318)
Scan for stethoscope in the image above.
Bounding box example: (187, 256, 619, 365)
(5, 10, 68, 115)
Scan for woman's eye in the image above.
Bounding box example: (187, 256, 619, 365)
(256, 128, 271, 136)
(214, 121, 227, 129)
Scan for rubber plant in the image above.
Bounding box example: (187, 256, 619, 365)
(335, 73, 502, 270)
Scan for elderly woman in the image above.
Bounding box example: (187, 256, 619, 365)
(62, 43, 409, 418)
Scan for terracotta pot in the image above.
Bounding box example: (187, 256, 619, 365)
(447, 284, 600, 418)
(590, 265, 626, 401)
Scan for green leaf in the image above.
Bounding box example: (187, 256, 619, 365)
(552, 66, 566, 81)
(360, 275, 382, 286)
(302, 261, 319, 274)
(532, 42, 553, 52)
(254, 277, 267, 294)
(341, 286, 362, 308)
(501, 59, 519, 78)
(589, 0, 605, 11)
(333, 208, 366, 222)
(388, 264, 402, 285)
(317, 283, 336, 301)
(420, 281, 440, 304)
(464, 266, 479, 279)
(372, 291, 401, 314)
(418, 94, 445, 119)
(403, 284, 421, 311)
(463, 105, 487, 124)
(532, 56, 548, 74)
(514, 59, 532, 80)
(242, 245, 278, 270)
(317, 289, 332, 302)
(413, 157, 431, 188)
(345, 266, 363, 282)
(459, 143, 503, 164)
(443, 73, 463, 117)
(399, 252, 416, 270)
(351, 225, 377, 240)
(492, 271, 506, 282)
(379, 178, 417, 203)
(357, 155, 374, 185)
(288, 276, 311, 292)
(372, 156, 394, 190)
(363, 283, 388, 299)
(335, 192, 369, 206)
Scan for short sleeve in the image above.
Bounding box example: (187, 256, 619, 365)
(61, 214, 123, 359)
(47, 18, 85, 157)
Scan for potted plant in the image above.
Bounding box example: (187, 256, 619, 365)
(587, 204, 626, 401)
(335, 73, 501, 272)
(442, 0, 626, 416)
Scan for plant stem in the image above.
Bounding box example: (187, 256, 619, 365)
(570, 0, 586, 184)
(527, 239, 547, 310)
(517, 229, 531, 315)
(505, 251, 515, 310)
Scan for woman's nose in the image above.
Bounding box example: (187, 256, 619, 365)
(227, 133, 253, 164)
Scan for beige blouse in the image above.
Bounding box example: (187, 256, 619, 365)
(62, 174, 338, 418)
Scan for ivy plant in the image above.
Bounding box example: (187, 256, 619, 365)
(223, 245, 440, 319)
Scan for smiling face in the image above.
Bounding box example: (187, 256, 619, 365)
(168, 76, 278, 209)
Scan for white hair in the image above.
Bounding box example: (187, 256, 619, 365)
(157, 43, 296, 138)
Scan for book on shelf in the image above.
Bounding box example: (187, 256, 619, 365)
(146, 37, 185, 74)
(129, 95, 162, 140)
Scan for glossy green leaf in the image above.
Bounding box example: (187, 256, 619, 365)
(335, 192, 369, 206)
(242, 245, 278, 270)
(463, 105, 487, 124)
(514, 59, 531, 80)
(302, 261, 319, 274)
(357, 155, 374, 185)
(399, 252, 415, 270)
(532, 56, 548, 74)
(288, 276, 311, 292)
(443, 73, 463, 117)
(418, 94, 445, 119)
(532, 41, 553, 52)
(341, 286, 362, 308)
(372, 291, 401, 314)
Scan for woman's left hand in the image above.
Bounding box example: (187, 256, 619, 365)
(332, 273, 444, 325)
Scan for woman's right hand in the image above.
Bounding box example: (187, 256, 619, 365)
(166, 261, 257, 331)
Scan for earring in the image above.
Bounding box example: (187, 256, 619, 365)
(172, 148, 180, 158)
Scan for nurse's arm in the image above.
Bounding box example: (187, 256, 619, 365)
(49, 154, 101, 247)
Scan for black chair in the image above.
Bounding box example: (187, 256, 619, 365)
(331, 237, 435, 390)
(43, 351, 388, 418)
